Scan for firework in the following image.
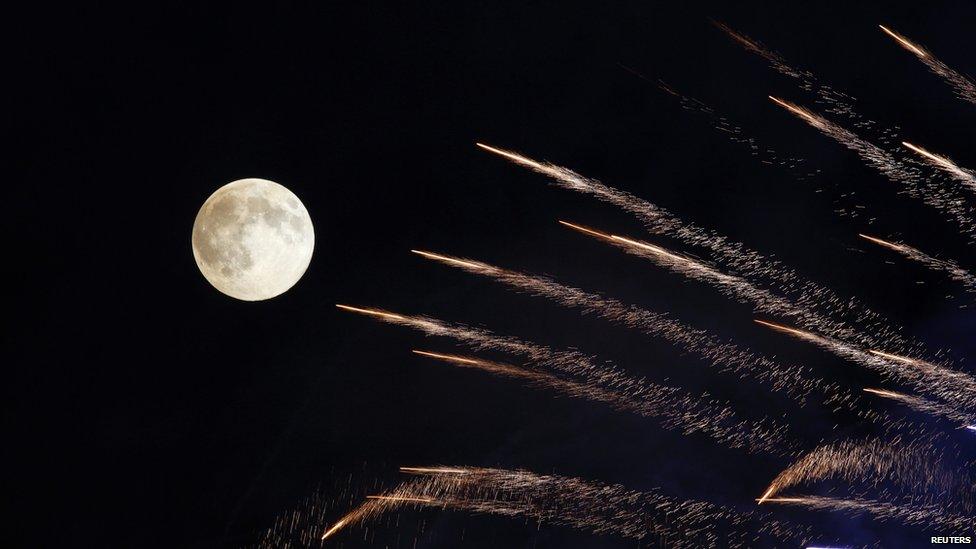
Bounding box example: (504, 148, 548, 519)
(860, 233, 976, 295)
(763, 494, 974, 532)
(879, 25, 976, 105)
(319, 466, 816, 547)
(769, 97, 976, 238)
(410, 249, 844, 404)
(754, 319, 976, 411)
(561, 219, 860, 347)
(412, 349, 798, 455)
(476, 142, 920, 355)
(902, 141, 976, 191)
(863, 387, 975, 426)
(650, 78, 820, 181)
(337, 303, 799, 453)
(759, 437, 975, 512)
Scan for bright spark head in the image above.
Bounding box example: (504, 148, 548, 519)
(558, 220, 614, 240)
(336, 304, 406, 321)
(858, 234, 905, 252)
(879, 25, 928, 58)
(868, 349, 917, 364)
(412, 349, 484, 365)
(475, 142, 546, 170)
(321, 517, 350, 540)
(411, 249, 485, 270)
(863, 387, 904, 399)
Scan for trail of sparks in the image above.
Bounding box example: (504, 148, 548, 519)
(902, 141, 976, 191)
(763, 494, 975, 532)
(859, 234, 976, 295)
(337, 303, 797, 454)
(652, 78, 821, 181)
(560, 220, 869, 348)
(863, 387, 975, 426)
(319, 466, 816, 547)
(476, 142, 922, 357)
(759, 437, 975, 513)
(718, 23, 976, 241)
(412, 349, 798, 455)
(768, 97, 976, 238)
(411, 249, 844, 403)
(879, 25, 976, 105)
(713, 21, 866, 123)
(754, 319, 976, 412)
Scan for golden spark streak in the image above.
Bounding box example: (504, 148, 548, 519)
(869, 349, 917, 364)
(768, 96, 820, 125)
(558, 220, 614, 240)
(758, 497, 807, 503)
(411, 249, 485, 270)
(320, 517, 350, 540)
(757, 485, 777, 504)
(863, 387, 905, 399)
(754, 319, 811, 338)
(611, 234, 694, 264)
(903, 142, 952, 167)
(365, 495, 436, 504)
(412, 349, 484, 366)
(879, 25, 927, 58)
(475, 142, 546, 170)
(400, 466, 469, 475)
(336, 304, 406, 321)
(858, 233, 905, 252)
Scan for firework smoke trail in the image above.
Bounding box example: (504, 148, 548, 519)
(409, 249, 890, 418)
(336, 304, 797, 455)
(758, 437, 976, 512)
(863, 388, 976, 427)
(902, 141, 976, 192)
(879, 25, 976, 106)
(320, 466, 817, 547)
(754, 319, 976, 412)
(768, 97, 976, 238)
(411, 349, 798, 456)
(475, 142, 922, 356)
(859, 234, 976, 296)
(763, 495, 975, 532)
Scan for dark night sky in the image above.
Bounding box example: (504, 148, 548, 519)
(8, 2, 976, 547)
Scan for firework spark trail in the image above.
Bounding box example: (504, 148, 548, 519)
(859, 234, 976, 295)
(758, 437, 975, 512)
(559, 220, 887, 354)
(879, 25, 976, 106)
(754, 319, 976, 412)
(769, 97, 976, 238)
(321, 466, 816, 547)
(712, 20, 875, 126)
(654, 79, 821, 181)
(718, 23, 976, 224)
(412, 349, 798, 456)
(863, 387, 975, 427)
(902, 141, 976, 192)
(336, 304, 797, 454)
(409, 249, 884, 416)
(763, 495, 975, 532)
(475, 142, 922, 357)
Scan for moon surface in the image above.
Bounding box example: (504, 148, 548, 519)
(192, 178, 314, 301)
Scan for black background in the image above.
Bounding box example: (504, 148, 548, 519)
(8, 1, 976, 547)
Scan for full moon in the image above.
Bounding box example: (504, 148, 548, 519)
(192, 178, 314, 301)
